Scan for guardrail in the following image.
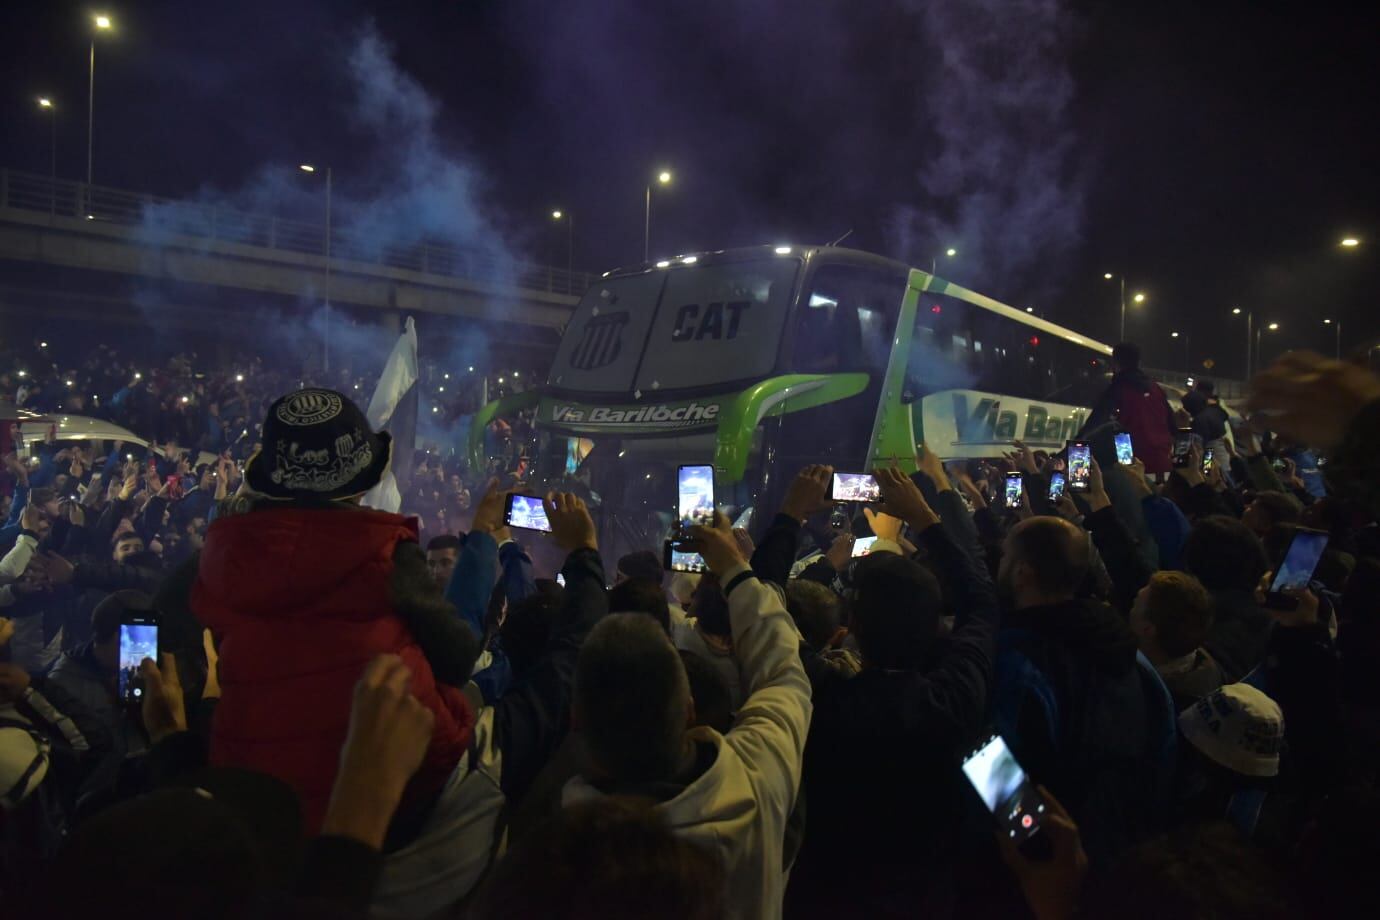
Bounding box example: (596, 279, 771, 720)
(0, 168, 594, 298)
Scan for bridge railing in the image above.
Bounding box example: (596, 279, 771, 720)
(0, 168, 594, 298)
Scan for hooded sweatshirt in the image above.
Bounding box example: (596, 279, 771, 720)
(191, 506, 476, 831)
(562, 564, 811, 920)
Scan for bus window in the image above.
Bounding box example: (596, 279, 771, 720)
(790, 266, 904, 374)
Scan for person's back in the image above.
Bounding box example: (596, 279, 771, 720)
(1092, 344, 1175, 474)
(562, 519, 810, 920)
(1182, 516, 1272, 681)
(189, 390, 479, 832)
(995, 517, 1176, 861)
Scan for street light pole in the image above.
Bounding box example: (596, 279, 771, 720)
(644, 169, 672, 262)
(1246, 310, 1253, 379)
(87, 15, 112, 216)
(37, 99, 56, 216)
(1119, 276, 1126, 342)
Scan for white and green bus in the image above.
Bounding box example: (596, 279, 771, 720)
(469, 245, 1114, 557)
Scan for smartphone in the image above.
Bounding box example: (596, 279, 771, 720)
(1172, 429, 1194, 468)
(677, 464, 716, 529)
(503, 493, 552, 533)
(555, 573, 566, 587)
(961, 732, 1050, 851)
(1201, 449, 1215, 475)
(851, 536, 879, 557)
(1066, 441, 1091, 493)
(1047, 472, 1066, 502)
(1264, 528, 1329, 610)
(118, 611, 160, 705)
(664, 540, 708, 573)
(1004, 473, 1023, 509)
(1113, 432, 1134, 466)
(829, 471, 882, 504)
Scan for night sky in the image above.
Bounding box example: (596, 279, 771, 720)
(2, 0, 1375, 379)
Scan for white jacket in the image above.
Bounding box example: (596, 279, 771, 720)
(564, 563, 812, 920)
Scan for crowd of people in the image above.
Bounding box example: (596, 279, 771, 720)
(1, 341, 1378, 919)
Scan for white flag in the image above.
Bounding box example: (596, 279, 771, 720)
(361, 317, 419, 513)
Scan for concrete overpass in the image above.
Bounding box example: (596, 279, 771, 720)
(0, 168, 590, 338)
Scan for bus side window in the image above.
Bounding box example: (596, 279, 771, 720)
(791, 266, 903, 374)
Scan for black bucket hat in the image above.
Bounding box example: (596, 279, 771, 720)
(244, 388, 392, 502)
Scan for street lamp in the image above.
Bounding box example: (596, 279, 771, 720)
(1255, 322, 1281, 370)
(36, 98, 56, 215)
(1340, 237, 1360, 248)
(1170, 331, 1179, 337)
(1133, 292, 1146, 303)
(1230, 307, 1255, 378)
(87, 12, 114, 206)
(931, 247, 957, 275)
(1323, 318, 1342, 360)
(644, 168, 672, 262)
(551, 209, 573, 281)
(299, 163, 333, 371)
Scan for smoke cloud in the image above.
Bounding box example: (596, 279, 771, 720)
(890, 0, 1086, 300)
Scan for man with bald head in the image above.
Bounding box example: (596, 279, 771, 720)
(995, 510, 1176, 863)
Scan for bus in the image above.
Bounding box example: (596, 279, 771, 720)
(469, 244, 1113, 558)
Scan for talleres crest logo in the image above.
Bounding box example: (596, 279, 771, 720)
(568, 312, 630, 371)
(276, 390, 344, 427)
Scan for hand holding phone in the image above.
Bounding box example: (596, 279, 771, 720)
(1047, 472, 1066, 502)
(1263, 528, 1328, 610)
(829, 471, 882, 504)
(504, 493, 552, 533)
(118, 611, 161, 705)
(677, 464, 716, 529)
(962, 733, 1052, 857)
(1172, 429, 1195, 468)
(1065, 442, 1091, 493)
(1113, 432, 1134, 466)
(1004, 473, 1024, 510)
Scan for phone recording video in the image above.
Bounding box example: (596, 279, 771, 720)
(961, 733, 1049, 849)
(117, 612, 160, 705)
(1004, 472, 1023, 510)
(677, 464, 716, 529)
(1172, 429, 1195, 468)
(1066, 441, 1091, 493)
(851, 536, 879, 558)
(504, 494, 552, 533)
(1202, 448, 1215, 475)
(1047, 472, 1066, 502)
(829, 471, 882, 504)
(1265, 528, 1329, 610)
(1114, 432, 1134, 466)
(664, 540, 708, 574)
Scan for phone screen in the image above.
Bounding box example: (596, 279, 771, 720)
(1173, 429, 1194, 467)
(1004, 473, 1023, 509)
(829, 471, 881, 503)
(504, 494, 552, 532)
(664, 541, 707, 573)
(1114, 432, 1134, 465)
(1268, 530, 1329, 596)
(1066, 442, 1091, 492)
(1202, 449, 1215, 475)
(961, 733, 1047, 844)
(555, 573, 566, 587)
(677, 465, 716, 528)
(118, 617, 159, 704)
(851, 536, 879, 557)
(1047, 472, 1066, 501)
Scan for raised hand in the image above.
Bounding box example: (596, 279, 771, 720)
(139, 653, 188, 743)
(874, 467, 940, 532)
(780, 464, 834, 523)
(544, 492, 598, 553)
(469, 478, 506, 534)
(863, 506, 903, 542)
(916, 442, 952, 491)
(685, 512, 748, 576)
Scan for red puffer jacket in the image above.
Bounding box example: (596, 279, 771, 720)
(191, 507, 474, 831)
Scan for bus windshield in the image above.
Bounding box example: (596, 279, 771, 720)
(547, 258, 800, 395)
